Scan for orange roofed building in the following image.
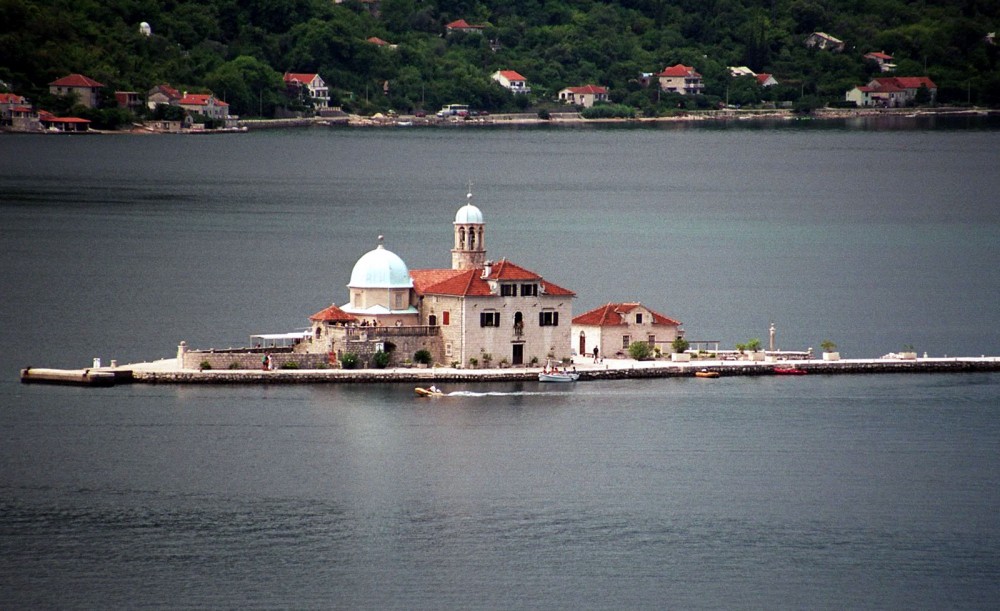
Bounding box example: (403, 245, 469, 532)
(297, 193, 575, 368)
(572, 302, 682, 359)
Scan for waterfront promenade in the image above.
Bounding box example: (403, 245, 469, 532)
(24, 354, 995, 386)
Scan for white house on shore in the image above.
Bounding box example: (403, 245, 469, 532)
(845, 76, 937, 107)
(657, 64, 704, 95)
(558, 84, 609, 108)
(492, 70, 531, 94)
(283, 72, 330, 108)
(571, 302, 682, 359)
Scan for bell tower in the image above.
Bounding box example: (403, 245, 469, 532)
(452, 189, 486, 270)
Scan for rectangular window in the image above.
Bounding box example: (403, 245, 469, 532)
(480, 311, 500, 327)
(648, 335, 656, 347)
(622, 335, 631, 349)
(443, 311, 450, 326)
(636, 313, 643, 324)
(539, 311, 559, 326)
(520, 283, 538, 297)
(445, 343, 452, 357)
(501, 284, 516, 297)
(394, 293, 403, 309)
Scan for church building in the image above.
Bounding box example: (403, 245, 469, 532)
(299, 193, 575, 368)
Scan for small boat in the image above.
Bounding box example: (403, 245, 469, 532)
(773, 367, 807, 375)
(415, 386, 445, 397)
(694, 369, 720, 378)
(538, 371, 579, 383)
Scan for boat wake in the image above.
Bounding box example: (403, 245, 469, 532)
(446, 390, 572, 397)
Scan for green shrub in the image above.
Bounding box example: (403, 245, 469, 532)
(627, 342, 653, 361)
(672, 336, 690, 354)
(372, 350, 391, 369)
(199, 360, 212, 371)
(468, 357, 478, 368)
(413, 349, 432, 365)
(228, 362, 240, 370)
(340, 353, 359, 369)
(280, 361, 299, 369)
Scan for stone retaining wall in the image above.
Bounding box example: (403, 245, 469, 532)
(131, 359, 1000, 384)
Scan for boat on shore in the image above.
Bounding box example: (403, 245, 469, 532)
(695, 369, 720, 378)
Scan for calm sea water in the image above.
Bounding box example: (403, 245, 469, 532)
(2, 118, 999, 608)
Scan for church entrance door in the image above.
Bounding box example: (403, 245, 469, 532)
(511, 344, 523, 365)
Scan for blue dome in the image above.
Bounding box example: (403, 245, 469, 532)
(348, 240, 413, 289)
(455, 202, 484, 224)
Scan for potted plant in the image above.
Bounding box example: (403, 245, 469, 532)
(746, 338, 764, 361)
(821, 339, 840, 361)
(671, 336, 691, 362)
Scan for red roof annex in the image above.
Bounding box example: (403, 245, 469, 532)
(284, 73, 319, 84)
(573, 302, 681, 327)
(309, 304, 357, 323)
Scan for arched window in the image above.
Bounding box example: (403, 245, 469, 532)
(458, 227, 465, 248)
(429, 314, 438, 326)
(469, 227, 476, 249)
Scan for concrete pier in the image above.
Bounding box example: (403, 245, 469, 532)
(19, 357, 999, 387)
(111, 356, 1000, 385)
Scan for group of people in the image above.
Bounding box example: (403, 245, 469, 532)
(261, 353, 273, 371)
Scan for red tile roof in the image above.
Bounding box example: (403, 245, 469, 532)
(309, 304, 357, 323)
(0, 93, 26, 104)
(573, 302, 680, 327)
(659, 64, 700, 78)
(151, 84, 181, 99)
(367, 36, 391, 46)
(446, 19, 483, 29)
(49, 73, 104, 88)
(498, 70, 527, 81)
(566, 84, 607, 95)
(283, 72, 319, 85)
(178, 93, 214, 106)
(755, 73, 774, 85)
(410, 259, 574, 297)
(880, 76, 936, 89)
(865, 51, 893, 60)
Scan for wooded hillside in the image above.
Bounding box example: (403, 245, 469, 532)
(2, 0, 998, 117)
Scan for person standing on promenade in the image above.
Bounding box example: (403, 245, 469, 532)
(593, 346, 599, 363)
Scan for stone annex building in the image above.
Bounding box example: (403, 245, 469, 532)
(297, 194, 576, 367)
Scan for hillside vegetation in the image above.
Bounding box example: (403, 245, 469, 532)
(2, 0, 998, 117)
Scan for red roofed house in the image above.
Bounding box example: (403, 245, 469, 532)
(845, 76, 937, 108)
(1, 92, 28, 126)
(863, 51, 896, 73)
(283, 72, 330, 109)
(492, 70, 530, 94)
(755, 73, 778, 87)
(49, 74, 105, 108)
(295, 193, 575, 367)
(445, 19, 485, 34)
(572, 303, 682, 359)
(657, 64, 704, 95)
(558, 84, 609, 108)
(178, 92, 229, 120)
(147, 84, 182, 110)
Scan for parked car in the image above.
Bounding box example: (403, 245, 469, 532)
(414, 109, 427, 117)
